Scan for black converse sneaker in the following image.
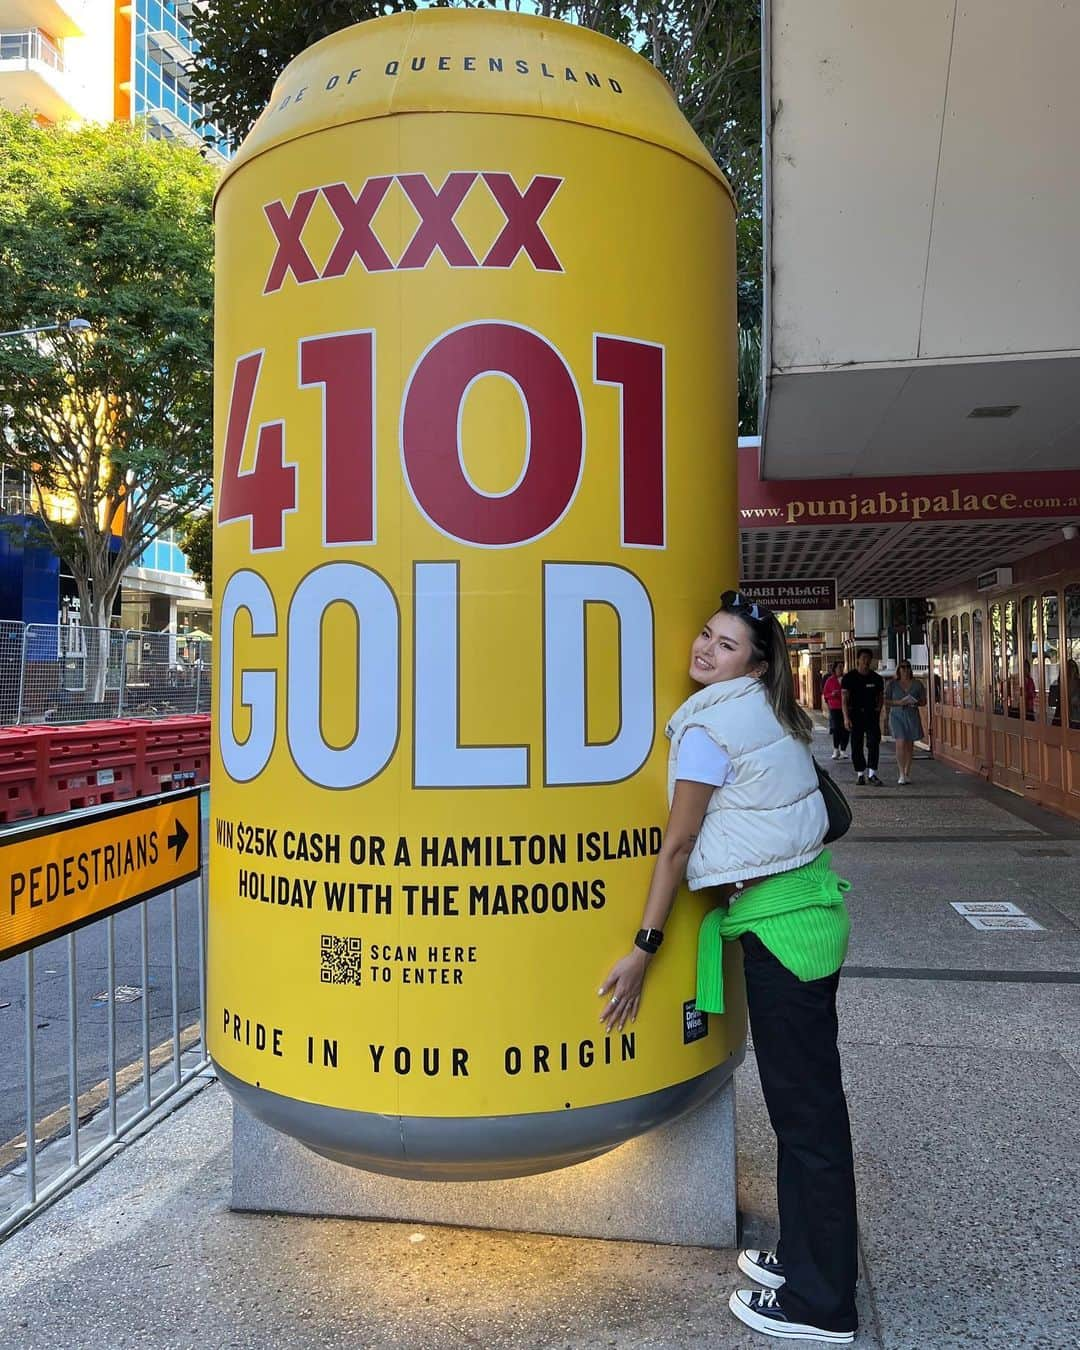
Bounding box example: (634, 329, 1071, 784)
(728, 1288, 855, 1342)
(737, 1248, 786, 1288)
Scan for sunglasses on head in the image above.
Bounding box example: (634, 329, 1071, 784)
(719, 590, 770, 623)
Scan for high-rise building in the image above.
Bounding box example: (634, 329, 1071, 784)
(0, 1, 113, 124)
(121, 1, 227, 160)
(0, 0, 225, 156)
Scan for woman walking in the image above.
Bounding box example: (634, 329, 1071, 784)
(822, 659, 849, 760)
(884, 660, 926, 784)
(598, 591, 858, 1344)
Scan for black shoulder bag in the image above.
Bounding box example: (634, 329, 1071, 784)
(815, 760, 852, 844)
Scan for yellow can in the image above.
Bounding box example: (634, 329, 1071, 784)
(210, 8, 741, 1179)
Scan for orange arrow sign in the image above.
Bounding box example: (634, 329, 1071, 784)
(0, 790, 202, 960)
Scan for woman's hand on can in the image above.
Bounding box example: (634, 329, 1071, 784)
(598, 948, 650, 1032)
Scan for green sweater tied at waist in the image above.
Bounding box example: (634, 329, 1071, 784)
(696, 849, 851, 1014)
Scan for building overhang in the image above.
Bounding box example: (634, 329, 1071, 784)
(122, 567, 207, 603)
(738, 441, 1080, 599)
(1, 0, 85, 39)
(761, 0, 1080, 482)
(0, 57, 82, 121)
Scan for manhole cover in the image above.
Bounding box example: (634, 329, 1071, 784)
(962, 915, 1044, 931)
(91, 984, 143, 1006)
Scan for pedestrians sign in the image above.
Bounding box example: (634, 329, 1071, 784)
(0, 790, 201, 960)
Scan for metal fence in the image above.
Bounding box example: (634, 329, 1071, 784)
(0, 796, 210, 1240)
(0, 623, 211, 725)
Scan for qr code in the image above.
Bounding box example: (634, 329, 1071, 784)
(320, 934, 363, 985)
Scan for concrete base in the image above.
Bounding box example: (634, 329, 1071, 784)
(232, 1078, 738, 1247)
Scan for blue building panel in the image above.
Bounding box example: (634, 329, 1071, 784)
(0, 518, 59, 626)
(132, 0, 230, 160)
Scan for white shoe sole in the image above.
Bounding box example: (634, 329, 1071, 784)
(728, 1289, 855, 1342)
(737, 1251, 786, 1289)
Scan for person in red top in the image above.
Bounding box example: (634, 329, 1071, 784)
(821, 660, 848, 760)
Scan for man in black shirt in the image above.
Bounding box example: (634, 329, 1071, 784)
(841, 650, 885, 786)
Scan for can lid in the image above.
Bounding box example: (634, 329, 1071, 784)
(218, 10, 733, 206)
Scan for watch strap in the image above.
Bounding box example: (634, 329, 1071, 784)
(634, 927, 664, 954)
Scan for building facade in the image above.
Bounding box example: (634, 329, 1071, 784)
(930, 537, 1080, 820)
(750, 0, 1080, 822)
(0, 0, 224, 152)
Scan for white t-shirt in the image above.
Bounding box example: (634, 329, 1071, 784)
(674, 726, 733, 787)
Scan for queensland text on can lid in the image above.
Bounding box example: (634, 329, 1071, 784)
(218, 9, 734, 204)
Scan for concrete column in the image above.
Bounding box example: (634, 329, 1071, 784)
(232, 1076, 739, 1248)
(852, 598, 882, 649)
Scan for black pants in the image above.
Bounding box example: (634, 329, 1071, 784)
(741, 932, 859, 1334)
(849, 718, 880, 773)
(828, 708, 849, 752)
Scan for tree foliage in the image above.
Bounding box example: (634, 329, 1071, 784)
(0, 113, 216, 671)
(189, 0, 762, 427)
(189, 1, 417, 153)
(179, 512, 213, 594)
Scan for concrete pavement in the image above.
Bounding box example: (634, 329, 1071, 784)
(0, 727, 1077, 1349)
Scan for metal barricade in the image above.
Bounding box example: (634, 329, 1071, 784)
(0, 621, 25, 726)
(0, 790, 209, 1240)
(122, 631, 212, 718)
(19, 623, 125, 724)
(0, 625, 212, 725)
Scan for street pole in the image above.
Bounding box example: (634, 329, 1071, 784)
(0, 318, 91, 339)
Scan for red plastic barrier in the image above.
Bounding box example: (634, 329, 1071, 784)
(0, 715, 209, 824)
(139, 715, 211, 796)
(0, 727, 49, 825)
(39, 719, 146, 816)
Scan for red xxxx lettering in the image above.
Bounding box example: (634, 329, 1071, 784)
(262, 172, 565, 291)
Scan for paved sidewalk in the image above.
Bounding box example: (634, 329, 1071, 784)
(0, 727, 1077, 1349)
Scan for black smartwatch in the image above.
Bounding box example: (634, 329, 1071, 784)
(634, 928, 664, 955)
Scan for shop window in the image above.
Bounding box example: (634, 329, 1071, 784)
(990, 602, 1003, 715)
(1004, 599, 1020, 717)
(1021, 596, 1037, 720)
(1042, 592, 1061, 725)
(950, 615, 962, 707)
(945, 615, 955, 707)
(930, 619, 942, 707)
(960, 612, 972, 708)
(1065, 585, 1080, 731)
(972, 610, 985, 710)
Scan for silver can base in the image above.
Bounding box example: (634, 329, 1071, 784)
(215, 1052, 743, 1180)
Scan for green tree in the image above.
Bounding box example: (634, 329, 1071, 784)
(179, 511, 213, 595)
(0, 113, 216, 697)
(188, 0, 417, 154)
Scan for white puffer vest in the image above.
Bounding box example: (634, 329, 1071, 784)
(665, 675, 827, 887)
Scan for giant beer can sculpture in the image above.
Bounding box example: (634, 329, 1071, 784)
(210, 9, 742, 1178)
